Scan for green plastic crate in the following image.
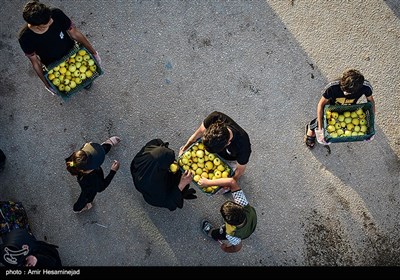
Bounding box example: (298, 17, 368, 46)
(323, 102, 375, 143)
(44, 45, 103, 99)
(177, 138, 234, 196)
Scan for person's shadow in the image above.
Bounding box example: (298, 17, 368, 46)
(308, 124, 400, 265)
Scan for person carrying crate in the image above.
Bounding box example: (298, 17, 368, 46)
(18, 0, 100, 94)
(179, 111, 252, 182)
(304, 69, 376, 148)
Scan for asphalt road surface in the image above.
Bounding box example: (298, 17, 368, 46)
(0, 0, 399, 270)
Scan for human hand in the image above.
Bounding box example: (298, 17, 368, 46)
(111, 160, 120, 171)
(364, 134, 375, 143)
(315, 128, 331, 145)
(93, 51, 101, 65)
(198, 177, 210, 186)
(180, 170, 192, 185)
(25, 255, 37, 267)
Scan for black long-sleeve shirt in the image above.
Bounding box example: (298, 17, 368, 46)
(73, 168, 116, 211)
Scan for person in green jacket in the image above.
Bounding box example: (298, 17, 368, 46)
(199, 177, 257, 253)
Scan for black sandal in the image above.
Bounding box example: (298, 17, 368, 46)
(304, 124, 316, 149)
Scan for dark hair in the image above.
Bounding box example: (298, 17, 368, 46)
(220, 201, 246, 226)
(65, 150, 88, 176)
(202, 122, 230, 153)
(23, 0, 52, 26)
(340, 69, 364, 94)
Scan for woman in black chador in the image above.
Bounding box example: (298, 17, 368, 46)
(130, 139, 196, 211)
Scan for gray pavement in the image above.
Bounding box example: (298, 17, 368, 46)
(0, 0, 399, 268)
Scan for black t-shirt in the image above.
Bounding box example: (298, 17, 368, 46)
(18, 8, 75, 66)
(203, 111, 251, 165)
(322, 80, 373, 105)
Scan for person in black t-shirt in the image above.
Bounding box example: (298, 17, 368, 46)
(18, 1, 100, 94)
(304, 69, 376, 148)
(180, 111, 251, 181)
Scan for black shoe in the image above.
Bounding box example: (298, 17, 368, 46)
(84, 82, 93, 90)
(201, 220, 213, 237)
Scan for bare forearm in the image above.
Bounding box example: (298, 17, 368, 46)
(232, 164, 246, 180)
(69, 29, 96, 54)
(31, 60, 48, 86)
(316, 98, 328, 130)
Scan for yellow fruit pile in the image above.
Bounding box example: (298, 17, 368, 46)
(325, 108, 368, 138)
(177, 141, 232, 194)
(47, 49, 97, 93)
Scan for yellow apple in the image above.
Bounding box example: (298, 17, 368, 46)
(205, 161, 213, 170)
(68, 65, 76, 72)
(344, 117, 352, 124)
(79, 73, 86, 80)
(89, 65, 97, 72)
(52, 78, 60, 86)
(356, 108, 364, 115)
(330, 132, 338, 138)
(214, 170, 222, 178)
(327, 125, 335, 133)
(58, 84, 65, 91)
(85, 70, 93, 78)
(169, 163, 179, 173)
(75, 55, 83, 62)
(48, 73, 55, 81)
(346, 123, 354, 131)
(213, 158, 221, 166)
(217, 165, 225, 172)
(360, 125, 368, 132)
(196, 150, 204, 158)
(191, 163, 198, 170)
(79, 65, 87, 73)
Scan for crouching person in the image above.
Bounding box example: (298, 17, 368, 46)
(199, 178, 257, 253)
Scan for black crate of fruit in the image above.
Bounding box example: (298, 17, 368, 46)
(177, 138, 234, 196)
(323, 102, 375, 143)
(44, 45, 103, 99)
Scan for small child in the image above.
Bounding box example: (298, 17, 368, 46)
(199, 177, 257, 253)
